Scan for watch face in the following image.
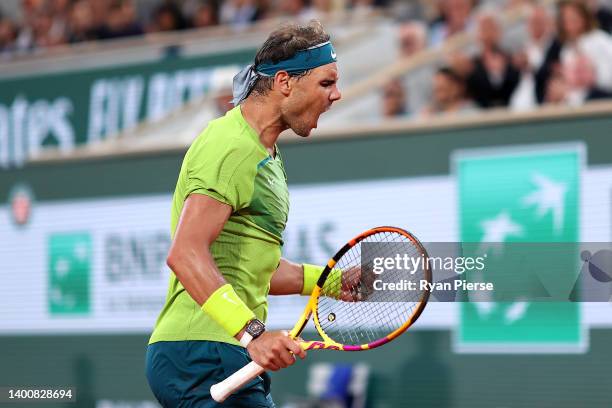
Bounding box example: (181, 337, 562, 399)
(247, 319, 265, 337)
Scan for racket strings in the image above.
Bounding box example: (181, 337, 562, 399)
(336, 266, 417, 342)
(317, 231, 429, 346)
(323, 263, 422, 342)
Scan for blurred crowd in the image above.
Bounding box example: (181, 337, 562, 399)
(0, 0, 388, 58)
(1, 0, 611, 120)
(382, 0, 612, 119)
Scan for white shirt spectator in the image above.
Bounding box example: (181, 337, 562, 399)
(561, 29, 612, 105)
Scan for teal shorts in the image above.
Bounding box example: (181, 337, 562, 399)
(146, 341, 275, 407)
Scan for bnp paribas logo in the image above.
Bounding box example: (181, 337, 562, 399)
(48, 233, 92, 315)
(454, 143, 585, 353)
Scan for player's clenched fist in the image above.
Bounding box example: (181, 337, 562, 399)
(246, 331, 306, 371)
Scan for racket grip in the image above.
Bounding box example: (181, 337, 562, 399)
(210, 361, 265, 402)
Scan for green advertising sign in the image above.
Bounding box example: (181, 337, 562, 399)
(48, 232, 92, 315)
(455, 144, 585, 353)
(0, 49, 255, 169)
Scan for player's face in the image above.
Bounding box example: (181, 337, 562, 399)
(281, 63, 341, 137)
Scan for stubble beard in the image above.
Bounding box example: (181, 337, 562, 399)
(282, 104, 313, 137)
(292, 119, 312, 137)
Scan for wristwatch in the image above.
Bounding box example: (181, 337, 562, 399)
(239, 318, 265, 347)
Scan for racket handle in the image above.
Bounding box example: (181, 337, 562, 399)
(210, 361, 265, 402)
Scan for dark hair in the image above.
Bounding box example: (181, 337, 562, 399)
(153, 2, 187, 31)
(436, 66, 463, 85)
(250, 20, 331, 98)
(557, 0, 597, 42)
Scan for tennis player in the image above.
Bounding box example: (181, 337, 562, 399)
(145, 20, 341, 407)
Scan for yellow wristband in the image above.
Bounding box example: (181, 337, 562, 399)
(201, 284, 255, 337)
(324, 268, 342, 298)
(302, 264, 342, 298)
(302, 264, 324, 295)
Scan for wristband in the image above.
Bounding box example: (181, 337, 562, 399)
(302, 264, 342, 298)
(302, 264, 324, 295)
(201, 284, 255, 337)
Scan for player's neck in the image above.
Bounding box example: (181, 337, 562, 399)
(240, 97, 286, 156)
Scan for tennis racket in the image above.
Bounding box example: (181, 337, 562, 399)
(210, 226, 431, 402)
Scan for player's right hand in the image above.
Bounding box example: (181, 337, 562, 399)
(246, 330, 306, 371)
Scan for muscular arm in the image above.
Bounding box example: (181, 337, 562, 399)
(269, 259, 305, 295)
(166, 194, 305, 368)
(166, 193, 231, 305)
(169, 196, 304, 299)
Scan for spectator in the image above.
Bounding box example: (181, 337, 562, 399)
(191, 0, 219, 28)
(14, 3, 40, 53)
(536, 0, 612, 105)
(150, 1, 188, 32)
(586, 0, 612, 34)
(20, 0, 47, 18)
(68, 0, 100, 43)
(219, 0, 265, 31)
(399, 20, 427, 56)
(428, 0, 445, 25)
(381, 77, 408, 118)
(0, 17, 17, 57)
(510, 4, 555, 110)
(18, 4, 69, 50)
(429, 0, 475, 47)
(558, 0, 612, 105)
(89, 0, 112, 32)
(32, 12, 58, 47)
(465, 11, 520, 108)
(98, 1, 143, 39)
(420, 66, 478, 117)
(545, 71, 569, 105)
(397, 20, 432, 113)
(47, 0, 72, 44)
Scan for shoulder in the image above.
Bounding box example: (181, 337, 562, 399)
(178, 110, 269, 209)
(580, 30, 612, 49)
(187, 111, 262, 169)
